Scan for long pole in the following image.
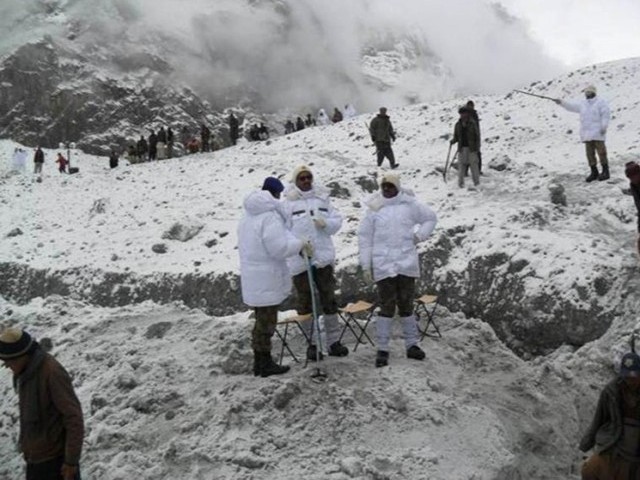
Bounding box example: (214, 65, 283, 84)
(513, 90, 556, 101)
(443, 144, 452, 182)
(304, 253, 327, 381)
(67, 144, 71, 173)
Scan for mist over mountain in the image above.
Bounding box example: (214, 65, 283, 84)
(0, 0, 562, 110)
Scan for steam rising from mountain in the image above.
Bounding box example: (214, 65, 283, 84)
(0, 0, 562, 112)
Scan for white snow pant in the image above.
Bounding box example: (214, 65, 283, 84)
(302, 314, 341, 347)
(376, 315, 420, 352)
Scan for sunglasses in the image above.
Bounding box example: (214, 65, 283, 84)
(298, 175, 313, 181)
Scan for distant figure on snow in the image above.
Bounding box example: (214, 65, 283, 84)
(258, 123, 269, 141)
(554, 85, 611, 182)
(55, 152, 68, 174)
(0, 328, 85, 480)
(450, 106, 481, 189)
(167, 127, 174, 158)
(296, 117, 305, 132)
(136, 135, 148, 162)
(465, 100, 482, 174)
(12, 148, 27, 173)
(369, 107, 398, 169)
(625, 161, 640, 257)
(332, 107, 343, 123)
(580, 351, 640, 479)
(237, 177, 305, 377)
(358, 172, 437, 367)
(284, 120, 295, 134)
(344, 103, 357, 119)
(200, 124, 211, 152)
(109, 151, 119, 169)
(228, 113, 240, 146)
(305, 113, 316, 127)
(148, 130, 158, 161)
(33, 146, 45, 174)
(317, 109, 330, 126)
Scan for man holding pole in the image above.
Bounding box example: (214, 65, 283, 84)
(553, 86, 611, 182)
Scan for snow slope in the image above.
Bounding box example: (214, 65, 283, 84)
(0, 58, 640, 479)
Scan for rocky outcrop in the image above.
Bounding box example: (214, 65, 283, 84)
(0, 40, 228, 155)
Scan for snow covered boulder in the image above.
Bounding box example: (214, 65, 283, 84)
(548, 183, 567, 207)
(488, 154, 513, 172)
(162, 221, 203, 242)
(6, 227, 22, 237)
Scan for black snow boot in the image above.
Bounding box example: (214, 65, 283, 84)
(586, 166, 599, 183)
(375, 350, 389, 368)
(406, 345, 426, 361)
(306, 344, 324, 362)
(259, 353, 290, 378)
(598, 164, 610, 181)
(328, 341, 349, 357)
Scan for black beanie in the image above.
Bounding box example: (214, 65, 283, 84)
(0, 328, 34, 360)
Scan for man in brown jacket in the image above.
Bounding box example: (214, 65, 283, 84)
(0, 328, 84, 480)
(450, 106, 481, 189)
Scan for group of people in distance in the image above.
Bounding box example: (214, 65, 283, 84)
(283, 104, 357, 135)
(237, 165, 437, 376)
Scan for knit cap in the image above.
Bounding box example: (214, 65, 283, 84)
(380, 172, 400, 190)
(625, 162, 640, 179)
(261, 177, 284, 195)
(620, 352, 640, 378)
(291, 165, 313, 182)
(0, 328, 34, 360)
(583, 85, 597, 94)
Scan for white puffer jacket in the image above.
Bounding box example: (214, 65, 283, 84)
(561, 97, 611, 142)
(237, 190, 304, 307)
(317, 109, 330, 126)
(358, 190, 437, 282)
(282, 185, 342, 276)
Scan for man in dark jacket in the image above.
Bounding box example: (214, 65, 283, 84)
(157, 126, 167, 145)
(0, 328, 84, 480)
(581, 352, 640, 479)
(450, 106, 481, 189)
(369, 107, 398, 169)
(466, 100, 482, 174)
(626, 161, 640, 257)
(228, 113, 239, 146)
(167, 127, 174, 158)
(33, 147, 45, 174)
(332, 107, 343, 123)
(109, 151, 119, 169)
(305, 114, 316, 127)
(148, 130, 158, 161)
(295, 117, 305, 132)
(136, 135, 148, 162)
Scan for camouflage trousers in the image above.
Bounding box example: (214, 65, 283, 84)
(377, 275, 416, 318)
(585, 141, 608, 167)
(251, 305, 279, 354)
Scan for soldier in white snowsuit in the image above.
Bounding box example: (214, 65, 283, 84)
(237, 177, 307, 377)
(358, 172, 438, 367)
(317, 109, 330, 126)
(344, 104, 357, 119)
(282, 165, 349, 360)
(555, 85, 611, 182)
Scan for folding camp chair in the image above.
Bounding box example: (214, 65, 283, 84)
(274, 314, 312, 365)
(414, 294, 442, 340)
(338, 300, 376, 352)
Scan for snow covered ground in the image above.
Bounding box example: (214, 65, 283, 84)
(1, 58, 640, 478)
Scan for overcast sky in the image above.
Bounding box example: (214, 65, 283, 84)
(499, 0, 640, 67)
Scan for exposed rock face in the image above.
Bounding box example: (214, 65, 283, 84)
(0, 40, 225, 155)
(0, 238, 630, 356)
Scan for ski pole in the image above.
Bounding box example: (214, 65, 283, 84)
(304, 252, 327, 381)
(513, 90, 557, 101)
(443, 144, 452, 182)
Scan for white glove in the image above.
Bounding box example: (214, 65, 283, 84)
(362, 269, 373, 285)
(600, 128, 607, 136)
(301, 240, 314, 258)
(313, 217, 327, 229)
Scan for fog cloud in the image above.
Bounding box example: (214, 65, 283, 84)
(1, 0, 564, 112)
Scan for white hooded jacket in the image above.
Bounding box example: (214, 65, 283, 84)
(237, 190, 304, 307)
(282, 185, 342, 276)
(358, 190, 437, 282)
(561, 96, 611, 142)
(317, 109, 330, 126)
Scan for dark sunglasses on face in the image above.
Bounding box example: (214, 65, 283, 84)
(298, 175, 313, 181)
